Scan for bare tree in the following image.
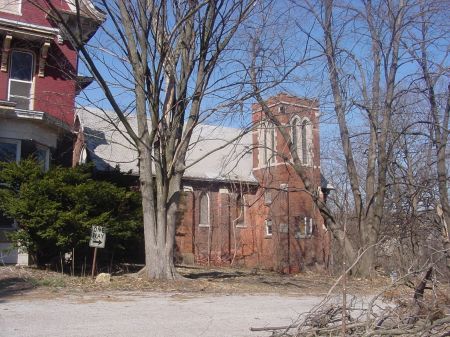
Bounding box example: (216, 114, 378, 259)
(249, 0, 450, 277)
(40, 0, 257, 280)
(403, 0, 450, 268)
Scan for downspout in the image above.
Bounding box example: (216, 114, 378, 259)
(183, 186, 195, 264)
(191, 190, 196, 262)
(231, 195, 244, 266)
(287, 186, 291, 273)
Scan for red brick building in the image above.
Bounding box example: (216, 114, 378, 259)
(0, 0, 103, 264)
(78, 93, 331, 273)
(176, 93, 330, 272)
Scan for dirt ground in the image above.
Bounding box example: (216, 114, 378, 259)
(0, 265, 390, 299)
(1, 266, 448, 337)
(0, 265, 390, 337)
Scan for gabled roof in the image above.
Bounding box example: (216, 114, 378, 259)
(64, 0, 105, 22)
(76, 108, 256, 184)
(58, 0, 105, 43)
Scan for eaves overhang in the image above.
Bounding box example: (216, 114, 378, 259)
(0, 103, 72, 133)
(0, 17, 59, 41)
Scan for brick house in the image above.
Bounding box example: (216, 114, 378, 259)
(77, 93, 331, 273)
(0, 0, 103, 264)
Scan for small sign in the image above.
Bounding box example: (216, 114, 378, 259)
(89, 225, 106, 248)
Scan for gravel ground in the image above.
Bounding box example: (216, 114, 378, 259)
(0, 291, 322, 337)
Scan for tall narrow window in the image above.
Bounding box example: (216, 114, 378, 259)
(259, 122, 276, 167)
(291, 117, 302, 161)
(0, 0, 21, 15)
(236, 195, 245, 227)
(291, 117, 312, 166)
(35, 144, 50, 171)
(265, 219, 273, 236)
(199, 193, 210, 226)
(270, 124, 275, 163)
(301, 120, 308, 164)
(263, 123, 268, 164)
(9, 50, 34, 110)
(263, 123, 275, 165)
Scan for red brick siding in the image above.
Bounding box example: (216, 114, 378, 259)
(0, 1, 77, 125)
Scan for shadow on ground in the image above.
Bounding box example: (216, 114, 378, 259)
(182, 270, 248, 280)
(0, 277, 35, 302)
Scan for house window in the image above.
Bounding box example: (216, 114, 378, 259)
(265, 219, 273, 236)
(0, 138, 20, 229)
(35, 144, 50, 171)
(9, 50, 34, 110)
(294, 217, 313, 239)
(199, 193, 210, 227)
(0, 0, 21, 15)
(0, 139, 20, 163)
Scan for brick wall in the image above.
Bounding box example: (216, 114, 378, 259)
(175, 93, 330, 272)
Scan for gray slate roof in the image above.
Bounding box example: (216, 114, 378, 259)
(76, 108, 256, 183)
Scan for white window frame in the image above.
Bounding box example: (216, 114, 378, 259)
(35, 144, 50, 171)
(258, 122, 276, 167)
(198, 192, 210, 227)
(291, 116, 301, 162)
(0, 0, 22, 15)
(295, 217, 314, 239)
(0, 138, 20, 229)
(291, 116, 313, 166)
(0, 137, 21, 163)
(265, 219, 273, 237)
(8, 50, 35, 110)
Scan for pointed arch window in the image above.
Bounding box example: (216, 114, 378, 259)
(301, 120, 308, 164)
(291, 117, 312, 166)
(259, 122, 275, 167)
(199, 192, 210, 227)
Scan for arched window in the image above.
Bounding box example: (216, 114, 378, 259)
(291, 117, 302, 161)
(291, 117, 312, 166)
(301, 120, 308, 164)
(259, 122, 275, 166)
(199, 193, 210, 226)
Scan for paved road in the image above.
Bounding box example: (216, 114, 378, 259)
(0, 292, 321, 337)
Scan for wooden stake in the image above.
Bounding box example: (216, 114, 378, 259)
(72, 247, 75, 277)
(91, 247, 98, 279)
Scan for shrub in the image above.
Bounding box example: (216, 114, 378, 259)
(0, 160, 142, 266)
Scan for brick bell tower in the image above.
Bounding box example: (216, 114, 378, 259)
(251, 93, 329, 273)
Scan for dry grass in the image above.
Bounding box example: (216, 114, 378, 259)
(0, 265, 391, 299)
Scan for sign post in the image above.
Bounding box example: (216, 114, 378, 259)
(89, 226, 106, 278)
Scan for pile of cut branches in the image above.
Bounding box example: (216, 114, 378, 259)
(251, 266, 449, 337)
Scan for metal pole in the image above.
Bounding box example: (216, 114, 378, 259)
(342, 199, 348, 336)
(91, 247, 98, 279)
(287, 186, 290, 274)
